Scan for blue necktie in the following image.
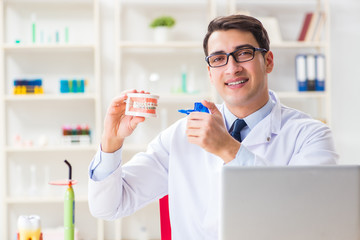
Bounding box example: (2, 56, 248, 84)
(230, 119, 247, 142)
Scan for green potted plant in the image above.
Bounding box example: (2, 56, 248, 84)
(150, 16, 176, 28)
(150, 16, 176, 42)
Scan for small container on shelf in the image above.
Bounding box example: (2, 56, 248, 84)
(60, 79, 87, 93)
(13, 79, 44, 95)
(62, 124, 91, 145)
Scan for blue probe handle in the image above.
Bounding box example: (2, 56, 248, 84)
(178, 102, 210, 115)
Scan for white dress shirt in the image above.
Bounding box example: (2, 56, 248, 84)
(88, 90, 338, 240)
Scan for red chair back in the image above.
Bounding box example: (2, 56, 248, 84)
(159, 195, 171, 240)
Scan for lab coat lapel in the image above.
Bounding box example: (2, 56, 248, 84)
(242, 91, 282, 147)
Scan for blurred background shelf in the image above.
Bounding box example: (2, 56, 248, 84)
(0, 0, 331, 239)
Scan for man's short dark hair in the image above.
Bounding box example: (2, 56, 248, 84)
(203, 14, 270, 56)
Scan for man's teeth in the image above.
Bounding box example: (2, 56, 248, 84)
(227, 80, 247, 86)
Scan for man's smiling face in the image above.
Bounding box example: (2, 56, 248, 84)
(207, 29, 274, 117)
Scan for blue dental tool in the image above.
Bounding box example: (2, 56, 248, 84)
(178, 102, 210, 115)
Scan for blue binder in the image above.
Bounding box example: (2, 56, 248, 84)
(295, 54, 307, 91)
(315, 54, 325, 91)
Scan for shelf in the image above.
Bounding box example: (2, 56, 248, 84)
(276, 91, 326, 99)
(5, 145, 98, 153)
(4, 94, 97, 102)
(158, 93, 213, 103)
(227, 0, 318, 5)
(6, 195, 88, 204)
(120, 0, 208, 7)
(4, 0, 94, 6)
(119, 41, 203, 49)
(119, 41, 327, 50)
(1, 0, 102, 239)
(271, 41, 328, 48)
(157, 91, 324, 104)
(4, 44, 96, 53)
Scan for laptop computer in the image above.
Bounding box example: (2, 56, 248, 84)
(220, 166, 360, 240)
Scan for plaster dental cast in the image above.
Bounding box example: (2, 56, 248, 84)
(17, 215, 42, 240)
(88, 15, 338, 240)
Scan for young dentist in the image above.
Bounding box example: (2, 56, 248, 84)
(88, 14, 338, 239)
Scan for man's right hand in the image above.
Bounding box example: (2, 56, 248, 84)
(101, 89, 146, 153)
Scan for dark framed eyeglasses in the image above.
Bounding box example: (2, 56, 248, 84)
(205, 46, 268, 68)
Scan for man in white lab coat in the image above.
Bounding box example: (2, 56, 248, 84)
(88, 15, 338, 239)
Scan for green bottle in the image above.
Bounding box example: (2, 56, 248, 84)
(31, 13, 36, 43)
(181, 65, 187, 93)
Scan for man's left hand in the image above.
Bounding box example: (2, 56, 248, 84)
(186, 100, 241, 163)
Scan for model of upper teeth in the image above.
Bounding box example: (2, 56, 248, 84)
(125, 93, 159, 117)
(18, 215, 42, 240)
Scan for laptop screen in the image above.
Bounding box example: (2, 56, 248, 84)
(220, 166, 360, 240)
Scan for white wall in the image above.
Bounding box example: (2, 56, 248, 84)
(329, 0, 360, 164)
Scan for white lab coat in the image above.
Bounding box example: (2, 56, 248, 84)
(88, 91, 338, 240)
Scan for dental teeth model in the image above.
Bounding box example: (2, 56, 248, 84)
(125, 93, 159, 118)
(17, 215, 42, 240)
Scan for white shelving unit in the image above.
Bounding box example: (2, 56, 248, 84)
(0, 0, 101, 239)
(227, 0, 331, 124)
(0, 0, 332, 239)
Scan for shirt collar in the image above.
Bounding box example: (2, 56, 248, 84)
(224, 96, 275, 131)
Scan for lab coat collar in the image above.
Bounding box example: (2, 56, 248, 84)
(222, 92, 275, 132)
(241, 90, 282, 146)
